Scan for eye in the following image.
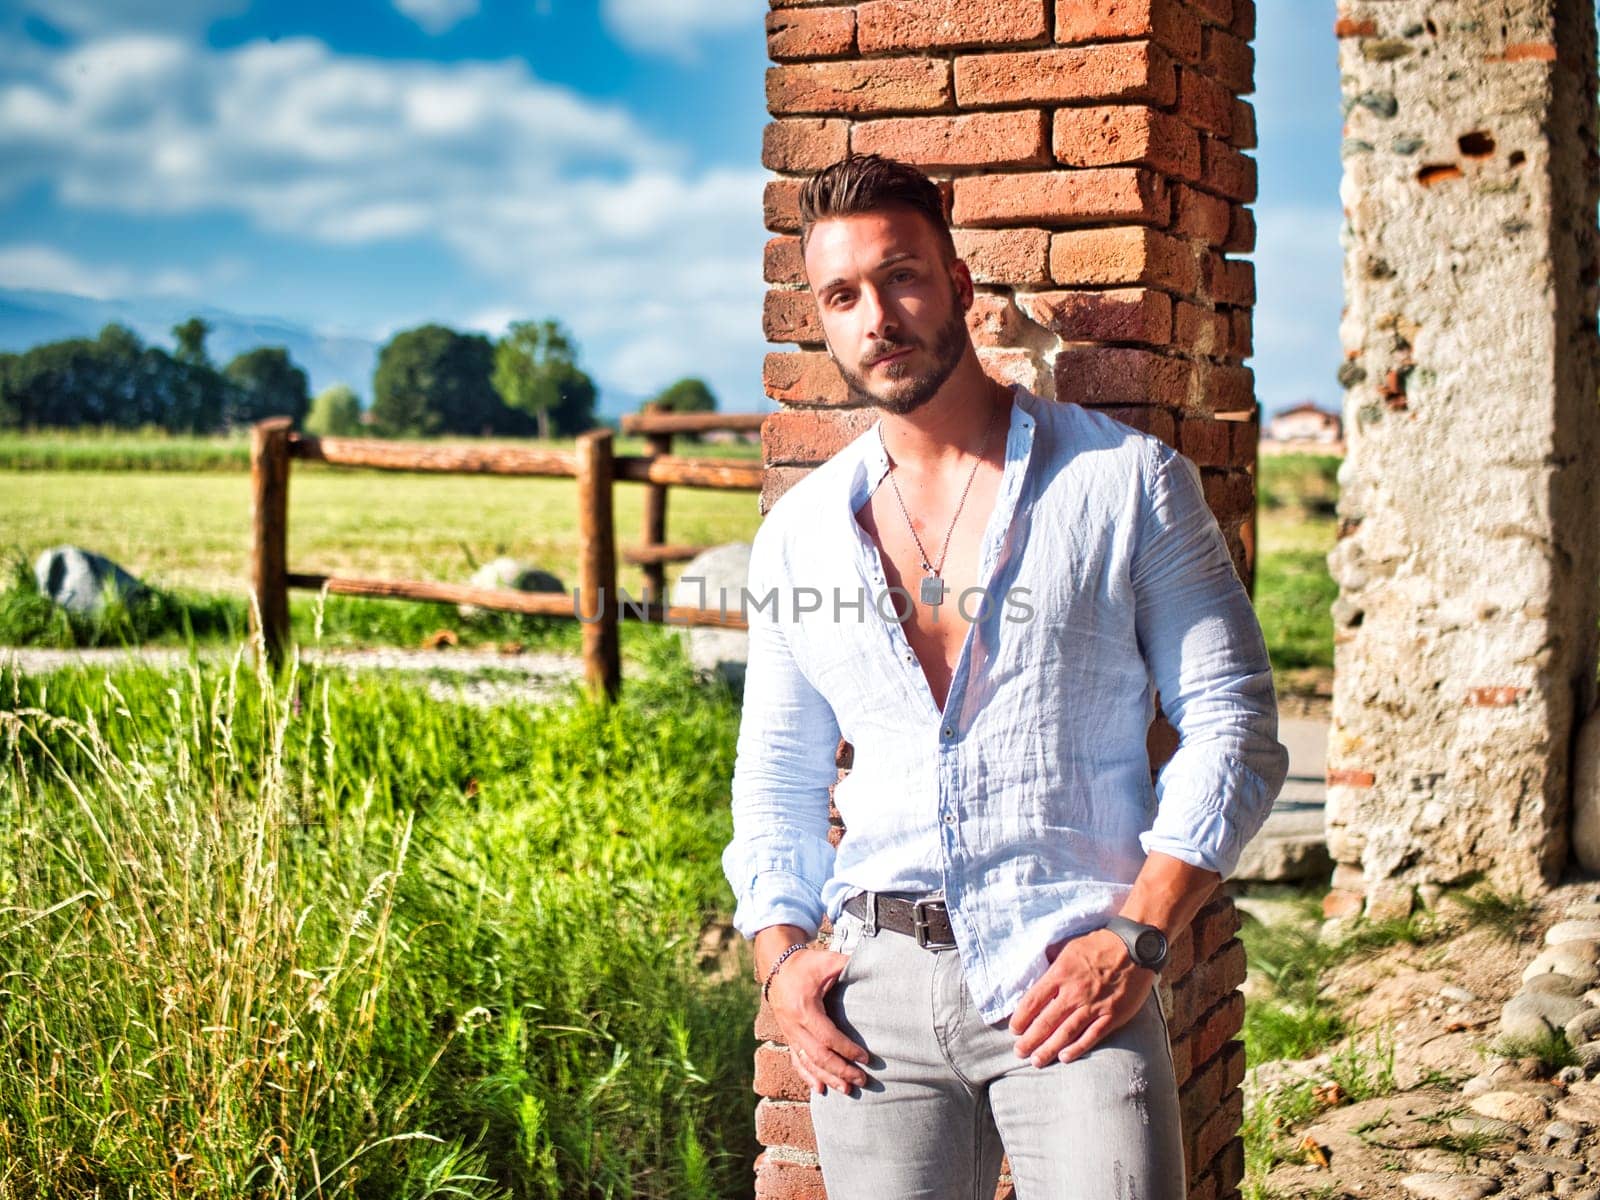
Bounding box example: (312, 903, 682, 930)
(889, 269, 916, 283)
(825, 290, 854, 309)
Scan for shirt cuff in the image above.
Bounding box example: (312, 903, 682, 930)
(722, 837, 834, 939)
(1139, 749, 1278, 878)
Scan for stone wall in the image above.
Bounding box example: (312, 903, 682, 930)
(750, 2, 1265, 1197)
(1325, 0, 1600, 916)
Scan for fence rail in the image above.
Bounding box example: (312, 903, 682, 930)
(250, 414, 765, 698)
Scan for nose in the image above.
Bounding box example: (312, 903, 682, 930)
(857, 282, 898, 342)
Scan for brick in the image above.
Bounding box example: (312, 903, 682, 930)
(966, 292, 1028, 346)
(1180, 1053, 1225, 1130)
(756, 1098, 817, 1153)
(1166, 925, 1196, 980)
(952, 228, 1051, 286)
(1173, 183, 1233, 244)
(1053, 105, 1201, 180)
(1179, 415, 1233, 466)
(954, 41, 1177, 109)
(1229, 0, 1255, 38)
(761, 465, 813, 513)
(1176, 67, 1234, 138)
(1057, 0, 1202, 65)
(1174, 300, 1229, 356)
(1055, 346, 1193, 409)
(978, 346, 1048, 393)
(762, 118, 849, 172)
(1200, 136, 1257, 202)
(1326, 766, 1375, 788)
(853, 110, 1050, 170)
(1168, 1024, 1193, 1084)
(1215, 1134, 1246, 1195)
(856, 0, 1048, 53)
(1019, 288, 1173, 345)
(1194, 992, 1246, 1068)
(1188, 1173, 1218, 1200)
(763, 407, 878, 466)
(1210, 938, 1248, 997)
(1187, 0, 1232, 28)
(1202, 25, 1254, 93)
(1229, 97, 1257, 149)
(765, 179, 803, 232)
(1193, 1087, 1244, 1171)
(764, 289, 823, 344)
(1095, 404, 1177, 446)
(764, 236, 805, 285)
(1466, 686, 1528, 707)
(1049, 226, 1199, 293)
(766, 6, 856, 60)
(755, 996, 784, 1042)
(767, 59, 953, 116)
(1203, 254, 1254, 305)
(1226, 308, 1251, 359)
(1203, 363, 1254, 413)
(1221, 1040, 1247, 1093)
(1227, 410, 1258, 471)
(1223, 203, 1255, 253)
(754, 1151, 827, 1200)
(1192, 896, 1241, 957)
(764, 351, 850, 406)
(956, 168, 1168, 229)
(1201, 468, 1254, 525)
(1334, 16, 1378, 38)
(754, 1044, 811, 1101)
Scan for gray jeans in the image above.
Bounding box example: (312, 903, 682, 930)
(811, 904, 1187, 1200)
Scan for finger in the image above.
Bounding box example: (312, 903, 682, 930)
(1008, 980, 1051, 1035)
(1013, 994, 1073, 1058)
(1058, 1012, 1115, 1064)
(810, 1013, 870, 1065)
(797, 1031, 868, 1091)
(792, 1049, 825, 1096)
(1031, 1006, 1096, 1067)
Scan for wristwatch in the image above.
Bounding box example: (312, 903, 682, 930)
(1102, 916, 1169, 973)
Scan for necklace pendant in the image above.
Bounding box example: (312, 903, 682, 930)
(920, 573, 947, 606)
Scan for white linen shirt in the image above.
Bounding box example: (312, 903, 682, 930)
(722, 384, 1289, 1024)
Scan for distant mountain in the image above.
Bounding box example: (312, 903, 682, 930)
(0, 287, 714, 425)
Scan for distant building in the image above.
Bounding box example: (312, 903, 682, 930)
(1267, 401, 1343, 443)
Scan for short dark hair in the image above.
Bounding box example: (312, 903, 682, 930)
(797, 153, 956, 260)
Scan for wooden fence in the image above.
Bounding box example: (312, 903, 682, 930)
(249, 412, 766, 699)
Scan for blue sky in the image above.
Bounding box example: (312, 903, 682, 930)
(0, 0, 1343, 417)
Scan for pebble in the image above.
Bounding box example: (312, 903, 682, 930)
(1558, 1066, 1588, 1086)
(1547, 921, 1600, 946)
(1503, 992, 1591, 1041)
(1511, 1152, 1587, 1177)
(1523, 944, 1600, 986)
(1472, 1090, 1552, 1126)
(1545, 1121, 1582, 1141)
(1401, 1174, 1502, 1200)
(1567, 904, 1600, 921)
(1567, 1009, 1600, 1044)
(1527, 973, 1591, 998)
(1515, 1173, 1552, 1197)
(1554, 1093, 1600, 1125)
(1443, 985, 1481, 1003)
(1453, 1115, 1520, 1138)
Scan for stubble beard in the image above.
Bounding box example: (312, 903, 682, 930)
(833, 292, 970, 418)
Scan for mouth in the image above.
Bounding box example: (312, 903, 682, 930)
(867, 347, 914, 368)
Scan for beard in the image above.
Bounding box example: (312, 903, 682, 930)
(833, 290, 969, 417)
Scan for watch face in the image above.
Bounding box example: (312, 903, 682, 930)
(1134, 929, 1166, 966)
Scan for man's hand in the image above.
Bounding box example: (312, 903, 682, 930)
(1007, 928, 1155, 1067)
(767, 947, 871, 1096)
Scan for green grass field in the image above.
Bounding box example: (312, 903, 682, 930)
(0, 631, 758, 1198)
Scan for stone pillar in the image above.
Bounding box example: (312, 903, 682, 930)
(753, 3, 1263, 1198)
(1325, 1, 1600, 916)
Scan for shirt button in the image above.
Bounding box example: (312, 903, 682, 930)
(943, 813, 955, 825)
(942, 725, 954, 740)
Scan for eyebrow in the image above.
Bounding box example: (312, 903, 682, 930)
(817, 251, 922, 296)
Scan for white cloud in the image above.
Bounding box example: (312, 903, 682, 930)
(392, 0, 479, 36)
(21, 0, 247, 34)
(0, 242, 224, 299)
(600, 0, 762, 60)
(0, 34, 770, 405)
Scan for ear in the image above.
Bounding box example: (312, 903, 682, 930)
(949, 256, 975, 312)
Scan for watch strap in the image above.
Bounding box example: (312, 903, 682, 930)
(1102, 915, 1169, 972)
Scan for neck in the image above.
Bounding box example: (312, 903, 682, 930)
(879, 348, 1011, 475)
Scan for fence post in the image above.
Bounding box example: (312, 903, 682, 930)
(250, 417, 293, 669)
(641, 431, 673, 604)
(576, 428, 621, 701)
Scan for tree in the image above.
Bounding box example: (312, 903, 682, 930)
(492, 319, 597, 441)
(172, 316, 212, 367)
(304, 383, 363, 437)
(371, 324, 502, 437)
(222, 346, 310, 427)
(647, 377, 717, 415)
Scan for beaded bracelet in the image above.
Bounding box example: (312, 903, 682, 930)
(761, 941, 811, 1002)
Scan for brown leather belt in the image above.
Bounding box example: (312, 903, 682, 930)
(843, 891, 957, 951)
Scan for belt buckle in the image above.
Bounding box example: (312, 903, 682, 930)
(912, 897, 956, 950)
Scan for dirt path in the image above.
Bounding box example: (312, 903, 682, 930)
(1, 644, 588, 706)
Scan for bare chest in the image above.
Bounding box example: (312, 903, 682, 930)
(855, 468, 1003, 713)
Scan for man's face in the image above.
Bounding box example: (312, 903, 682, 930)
(802, 206, 974, 417)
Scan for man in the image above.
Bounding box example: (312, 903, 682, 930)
(723, 154, 1288, 1200)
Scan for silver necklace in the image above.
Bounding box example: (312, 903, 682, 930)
(880, 398, 1003, 608)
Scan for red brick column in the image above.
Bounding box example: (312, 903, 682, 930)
(753, 3, 1259, 1197)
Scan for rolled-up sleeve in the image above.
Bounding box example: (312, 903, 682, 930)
(1131, 441, 1290, 877)
(721, 523, 842, 939)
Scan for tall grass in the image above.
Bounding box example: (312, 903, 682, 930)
(0, 624, 756, 1198)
